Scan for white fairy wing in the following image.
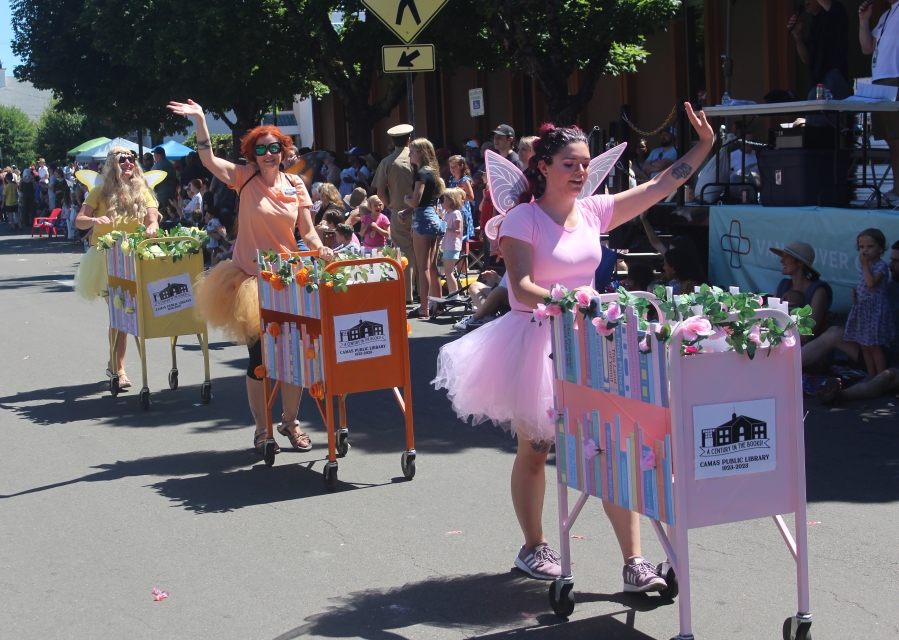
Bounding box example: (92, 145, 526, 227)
(578, 143, 627, 200)
(485, 150, 528, 215)
(75, 170, 101, 190)
(143, 170, 167, 189)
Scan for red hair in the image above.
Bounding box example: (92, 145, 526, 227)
(239, 125, 294, 162)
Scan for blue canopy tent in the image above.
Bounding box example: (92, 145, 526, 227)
(152, 140, 195, 160)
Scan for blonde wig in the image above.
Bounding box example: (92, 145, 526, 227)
(99, 146, 152, 220)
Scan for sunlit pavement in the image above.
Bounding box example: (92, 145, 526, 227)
(1, 231, 897, 639)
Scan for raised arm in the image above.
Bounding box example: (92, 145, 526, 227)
(610, 103, 713, 230)
(640, 210, 669, 255)
(167, 100, 238, 185)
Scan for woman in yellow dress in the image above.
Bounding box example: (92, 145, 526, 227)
(73, 147, 160, 389)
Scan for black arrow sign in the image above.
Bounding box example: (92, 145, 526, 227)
(398, 50, 421, 67)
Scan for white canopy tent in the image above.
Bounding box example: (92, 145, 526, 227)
(75, 137, 140, 162)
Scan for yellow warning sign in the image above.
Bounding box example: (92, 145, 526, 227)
(362, 0, 450, 44)
(382, 45, 435, 73)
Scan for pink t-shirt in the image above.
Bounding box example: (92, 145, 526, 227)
(441, 210, 463, 252)
(498, 195, 613, 312)
(361, 212, 390, 248)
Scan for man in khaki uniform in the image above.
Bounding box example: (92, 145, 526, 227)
(373, 124, 416, 302)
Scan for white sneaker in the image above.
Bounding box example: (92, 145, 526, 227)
(453, 316, 473, 331)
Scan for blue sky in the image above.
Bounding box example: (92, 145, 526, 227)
(1, 0, 21, 71)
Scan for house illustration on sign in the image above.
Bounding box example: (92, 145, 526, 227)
(154, 282, 190, 303)
(340, 318, 384, 343)
(701, 412, 767, 448)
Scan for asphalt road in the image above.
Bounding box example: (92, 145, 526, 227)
(1, 232, 897, 640)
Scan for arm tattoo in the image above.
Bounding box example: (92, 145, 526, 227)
(197, 138, 211, 150)
(530, 439, 552, 453)
(671, 162, 693, 181)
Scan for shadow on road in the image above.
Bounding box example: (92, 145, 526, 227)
(0, 272, 81, 294)
(273, 571, 669, 639)
(0, 447, 384, 510)
(0, 233, 85, 257)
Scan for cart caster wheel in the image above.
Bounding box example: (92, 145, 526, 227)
(168, 369, 179, 390)
(323, 462, 338, 491)
(657, 561, 678, 600)
(783, 616, 812, 640)
(263, 439, 277, 467)
(401, 450, 416, 480)
(549, 578, 575, 618)
(139, 388, 150, 411)
(200, 382, 212, 404)
(109, 375, 120, 397)
(336, 430, 349, 458)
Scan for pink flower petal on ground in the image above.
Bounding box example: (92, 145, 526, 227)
(807, 521, 820, 525)
(571, 535, 585, 539)
(445, 530, 463, 535)
(153, 588, 169, 601)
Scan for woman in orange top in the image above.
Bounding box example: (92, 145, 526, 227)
(168, 99, 332, 455)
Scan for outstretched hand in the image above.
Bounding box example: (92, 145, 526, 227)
(167, 100, 204, 120)
(684, 102, 714, 146)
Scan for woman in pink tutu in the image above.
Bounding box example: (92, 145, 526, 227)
(434, 105, 713, 589)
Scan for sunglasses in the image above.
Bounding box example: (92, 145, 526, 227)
(255, 142, 282, 156)
(117, 154, 136, 165)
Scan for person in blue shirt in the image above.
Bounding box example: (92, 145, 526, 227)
(643, 126, 679, 178)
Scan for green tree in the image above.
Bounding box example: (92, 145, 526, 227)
(281, 0, 499, 147)
(485, 0, 680, 125)
(12, 0, 321, 148)
(0, 105, 36, 167)
(34, 102, 114, 163)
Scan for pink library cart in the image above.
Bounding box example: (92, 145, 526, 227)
(548, 292, 812, 640)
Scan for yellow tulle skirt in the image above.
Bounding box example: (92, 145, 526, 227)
(73, 247, 108, 302)
(194, 260, 261, 345)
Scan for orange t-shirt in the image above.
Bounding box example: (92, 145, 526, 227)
(228, 164, 313, 275)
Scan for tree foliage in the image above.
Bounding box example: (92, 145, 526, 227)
(34, 102, 115, 163)
(0, 105, 36, 166)
(11, 0, 321, 141)
(484, 0, 681, 124)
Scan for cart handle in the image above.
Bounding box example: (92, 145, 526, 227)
(267, 250, 404, 275)
(668, 306, 798, 349)
(135, 235, 205, 252)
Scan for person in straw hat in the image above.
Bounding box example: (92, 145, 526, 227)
(771, 240, 833, 341)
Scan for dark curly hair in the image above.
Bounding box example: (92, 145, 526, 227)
(523, 123, 589, 201)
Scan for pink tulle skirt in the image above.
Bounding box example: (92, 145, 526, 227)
(432, 310, 555, 442)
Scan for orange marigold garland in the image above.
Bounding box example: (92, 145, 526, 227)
(270, 278, 286, 291)
(254, 365, 266, 379)
(260, 270, 274, 282)
(305, 347, 316, 359)
(309, 381, 325, 400)
(267, 322, 281, 338)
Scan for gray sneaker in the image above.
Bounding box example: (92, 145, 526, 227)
(514, 542, 562, 580)
(622, 556, 667, 593)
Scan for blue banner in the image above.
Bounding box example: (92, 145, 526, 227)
(709, 205, 899, 323)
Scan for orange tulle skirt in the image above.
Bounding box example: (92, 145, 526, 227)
(193, 260, 260, 345)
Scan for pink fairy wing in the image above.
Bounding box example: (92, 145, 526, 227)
(485, 150, 528, 215)
(484, 215, 504, 241)
(578, 143, 627, 199)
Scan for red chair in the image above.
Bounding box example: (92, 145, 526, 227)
(32, 208, 63, 237)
